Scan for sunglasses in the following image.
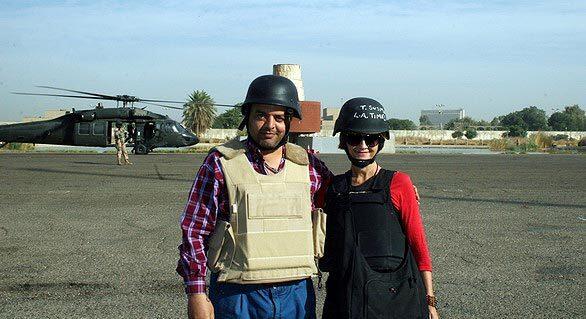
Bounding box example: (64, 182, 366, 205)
(345, 134, 382, 147)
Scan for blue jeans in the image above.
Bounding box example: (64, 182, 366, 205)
(209, 274, 316, 319)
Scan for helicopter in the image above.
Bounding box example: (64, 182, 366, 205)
(0, 86, 227, 154)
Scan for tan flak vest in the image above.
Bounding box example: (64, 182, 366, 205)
(207, 139, 318, 284)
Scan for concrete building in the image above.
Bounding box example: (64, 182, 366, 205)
(321, 107, 340, 131)
(420, 108, 465, 129)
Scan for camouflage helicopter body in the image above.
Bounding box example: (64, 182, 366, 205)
(1, 86, 204, 154)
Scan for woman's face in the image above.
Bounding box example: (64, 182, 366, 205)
(345, 133, 381, 160)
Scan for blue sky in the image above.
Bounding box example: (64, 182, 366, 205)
(1, 0, 584, 123)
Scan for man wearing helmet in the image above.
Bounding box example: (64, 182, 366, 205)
(319, 98, 439, 319)
(177, 75, 332, 319)
(114, 121, 132, 165)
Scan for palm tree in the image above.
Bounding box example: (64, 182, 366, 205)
(183, 90, 217, 137)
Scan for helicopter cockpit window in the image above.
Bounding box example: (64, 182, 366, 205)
(79, 122, 91, 135)
(93, 122, 105, 135)
(171, 123, 179, 133)
(176, 123, 190, 134)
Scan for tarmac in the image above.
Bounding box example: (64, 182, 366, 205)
(0, 153, 584, 318)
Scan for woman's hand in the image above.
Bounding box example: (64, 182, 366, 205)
(429, 305, 439, 319)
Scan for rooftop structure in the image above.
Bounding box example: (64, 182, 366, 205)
(420, 108, 465, 129)
(321, 107, 340, 131)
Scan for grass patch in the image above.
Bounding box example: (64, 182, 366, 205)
(0, 143, 36, 151)
(488, 138, 538, 153)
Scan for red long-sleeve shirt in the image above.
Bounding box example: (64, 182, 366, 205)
(389, 171, 432, 271)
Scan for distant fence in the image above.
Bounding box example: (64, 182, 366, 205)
(202, 129, 585, 141)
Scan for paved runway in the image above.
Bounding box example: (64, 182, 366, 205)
(0, 153, 584, 318)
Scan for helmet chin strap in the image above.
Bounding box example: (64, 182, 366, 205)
(346, 153, 376, 168)
(344, 139, 385, 169)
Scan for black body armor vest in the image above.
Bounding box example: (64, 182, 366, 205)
(320, 169, 429, 319)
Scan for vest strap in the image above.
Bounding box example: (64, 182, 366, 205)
(214, 138, 245, 159)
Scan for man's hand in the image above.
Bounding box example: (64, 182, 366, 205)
(187, 293, 214, 319)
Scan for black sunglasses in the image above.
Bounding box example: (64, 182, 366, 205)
(345, 134, 382, 147)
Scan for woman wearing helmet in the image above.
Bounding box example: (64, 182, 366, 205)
(319, 97, 439, 319)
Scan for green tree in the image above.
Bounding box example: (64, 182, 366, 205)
(501, 113, 525, 129)
(548, 112, 570, 131)
(445, 117, 480, 130)
(549, 105, 585, 131)
(490, 116, 503, 127)
(387, 118, 416, 130)
(419, 115, 432, 126)
(520, 106, 548, 130)
(505, 125, 527, 137)
(212, 105, 244, 129)
(445, 119, 457, 130)
(465, 128, 478, 140)
(501, 106, 548, 131)
(452, 130, 464, 139)
(477, 119, 490, 127)
(183, 90, 217, 136)
(565, 105, 586, 130)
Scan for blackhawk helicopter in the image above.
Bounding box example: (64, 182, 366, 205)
(0, 86, 228, 154)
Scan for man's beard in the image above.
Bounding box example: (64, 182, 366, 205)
(254, 131, 284, 150)
(257, 138, 279, 149)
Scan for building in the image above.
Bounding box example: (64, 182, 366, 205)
(321, 107, 340, 131)
(420, 108, 465, 129)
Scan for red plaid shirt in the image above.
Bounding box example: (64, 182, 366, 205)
(177, 139, 332, 294)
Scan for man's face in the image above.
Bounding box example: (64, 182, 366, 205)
(247, 104, 289, 150)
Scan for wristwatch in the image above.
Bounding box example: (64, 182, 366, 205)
(426, 295, 437, 307)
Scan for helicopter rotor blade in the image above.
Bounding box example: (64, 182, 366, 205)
(141, 101, 239, 109)
(139, 98, 185, 104)
(36, 86, 118, 99)
(140, 101, 184, 110)
(140, 99, 236, 107)
(183, 102, 240, 107)
(213, 103, 241, 107)
(14, 86, 241, 109)
(12, 92, 118, 100)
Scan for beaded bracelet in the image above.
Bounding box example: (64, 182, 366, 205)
(426, 295, 437, 307)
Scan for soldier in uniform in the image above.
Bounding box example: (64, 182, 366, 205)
(114, 121, 132, 165)
(177, 75, 332, 319)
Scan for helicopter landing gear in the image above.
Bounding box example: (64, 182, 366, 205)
(134, 143, 149, 155)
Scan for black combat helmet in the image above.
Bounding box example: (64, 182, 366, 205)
(115, 120, 123, 128)
(238, 75, 301, 130)
(333, 97, 390, 139)
(335, 97, 390, 168)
